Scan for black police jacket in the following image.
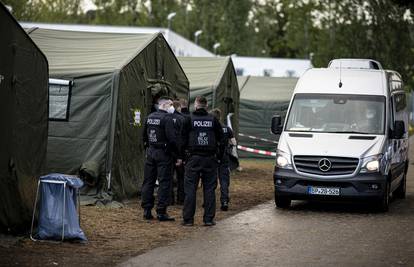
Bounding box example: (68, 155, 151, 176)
(142, 110, 180, 157)
(172, 110, 186, 153)
(182, 108, 225, 159)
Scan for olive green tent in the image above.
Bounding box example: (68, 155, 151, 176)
(28, 28, 189, 200)
(177, 57, 239, 134)
(237, 76, 298, 158)
(0, 4, 48, 232)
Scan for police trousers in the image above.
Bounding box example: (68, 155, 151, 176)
(218, 153, 230, 203)
(183, 155, 218, 222)
(169, 159, 185, 205)
(175, 163, 185, 203)
(141, 147, 173, 214)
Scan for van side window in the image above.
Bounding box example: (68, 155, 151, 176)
(392, 93, 407, 133)
(394, 93, 406, 112)
(390, 97, 394, 124)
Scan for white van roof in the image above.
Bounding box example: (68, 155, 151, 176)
(328, 58, 383, 70)
(294, 68, 387, 96)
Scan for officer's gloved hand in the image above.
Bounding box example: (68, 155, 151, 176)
(176, 159, 183, 166)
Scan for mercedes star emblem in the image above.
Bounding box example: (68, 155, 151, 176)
(318, 158, 332, 172)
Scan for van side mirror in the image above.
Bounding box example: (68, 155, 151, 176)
(271, 115, 283, 135)
(392, 121, 405, 139)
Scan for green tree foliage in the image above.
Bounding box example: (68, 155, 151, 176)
(4, 0, 83, 22)
(251, 0, 414, 90)
(183, 0, 253, 55)
(250, 0, 289, 57)
(4, 0, 414, 89)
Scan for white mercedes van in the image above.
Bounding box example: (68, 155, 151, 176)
(271, 59, 409, 211)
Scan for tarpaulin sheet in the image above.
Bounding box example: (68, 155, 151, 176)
(28, 28, 189, 200)
(0, 3, 48, 233)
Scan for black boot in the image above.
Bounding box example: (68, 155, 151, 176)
(143, 209, 154, 220)
(221, 201, 229, 211)
(182, 219, 194, 226)
(204, 221, 216, 226)
(157, 213, 175, 222)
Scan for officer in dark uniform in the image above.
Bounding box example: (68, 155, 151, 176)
(169, 100, 185, 205)
(141, 96, 179, 221)
(182, 96, 224, 226)
(179, 98, 190, 116)
(175, 98, 192, 205)
(210, 108, 235, 211)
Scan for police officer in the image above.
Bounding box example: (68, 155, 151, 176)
(141, 96, 179, 221)
(179, 98, 190, 116)
(210, 108, 235, 211)
(182, 96, 224, 226)
(169, 100, 185, 205)
(176, 98, 193, 205)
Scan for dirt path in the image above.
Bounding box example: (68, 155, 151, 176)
(0, 160, 274, 267)
(121, 146, 414, 267)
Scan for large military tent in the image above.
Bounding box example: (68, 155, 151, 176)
(28, 28, 189, 200)
(237, 76, 298, 158)
(177, 57, 239, 134)
(0, 4, 49, 232)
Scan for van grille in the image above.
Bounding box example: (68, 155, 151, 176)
(293, 156, 359, 176)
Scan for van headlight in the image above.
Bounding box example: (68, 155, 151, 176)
(360, 154, 382, 173)
(275, 150, 292, 169)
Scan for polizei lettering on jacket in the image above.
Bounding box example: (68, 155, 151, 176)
(147, 118, 161, 125)
(193, 120, 213, 127)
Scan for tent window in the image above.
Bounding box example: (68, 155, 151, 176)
(286, 70, 296, 77)
(48, 78, 72, 121)
(263, 69, 273, 77)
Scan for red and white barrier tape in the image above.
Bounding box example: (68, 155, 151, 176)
(238, 133, 278, 144)
(237, 145, 276, 157)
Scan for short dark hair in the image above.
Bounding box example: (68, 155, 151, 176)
(195, 96, 208, 108)
(179, 98, 188, 108)
(210, 108, 222, 121)
(158, 96, 173, 103)
(172, 100, 181, 109)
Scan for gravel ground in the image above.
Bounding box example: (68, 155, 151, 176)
(121, 141, 414, 267)
(0, 159, 275, 267)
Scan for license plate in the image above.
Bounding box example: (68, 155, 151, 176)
(308, 186, 340, 196)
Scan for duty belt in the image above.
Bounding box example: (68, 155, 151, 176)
(149, 144, 167, 149)
(188, 149, 216, 157)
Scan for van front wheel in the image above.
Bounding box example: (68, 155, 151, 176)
(275, 193, 291, 209)
(376, 181, 390, 212)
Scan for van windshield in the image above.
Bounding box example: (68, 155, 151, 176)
(285, 94, 386, 134)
